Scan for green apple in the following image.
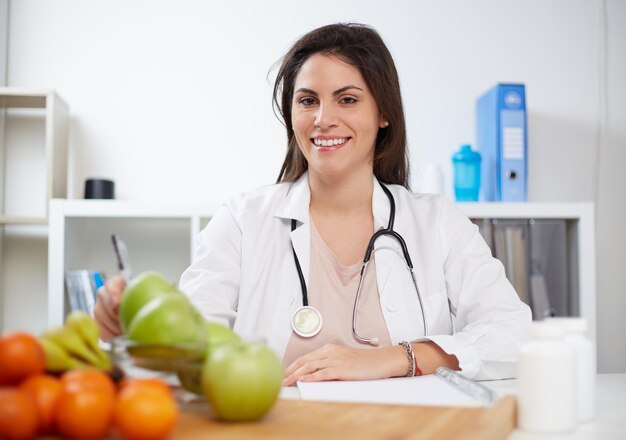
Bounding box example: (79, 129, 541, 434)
(206, 321, 240, 346)
(127, 294, 207, 345)
(176, 322, 240, 395)
(202, 341, 283, 422)
(119, 271, 180, 331)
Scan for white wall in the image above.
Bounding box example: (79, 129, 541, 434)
(0, 0, 6, 86)
(6, 0, 606, 203)
(0, 0, 7, 329)
(2, 0, 625, 372)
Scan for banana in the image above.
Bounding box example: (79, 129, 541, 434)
(41, 325, 105, 369)
(65, 311, 112, 370)
(39, 338, 89, 372)
(39, 311, 113, 373)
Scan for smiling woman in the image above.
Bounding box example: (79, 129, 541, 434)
(94, 23, 531, 387)
(273, 23, 408, 188)
(290, 53, 384, 183)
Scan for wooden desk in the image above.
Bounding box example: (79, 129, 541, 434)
(171, 395, 516, 439)
(170, 374, 626, 440)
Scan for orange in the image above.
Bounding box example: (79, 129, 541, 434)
(19, 374, 63, 435)
(61, 369, 116, 397)
(118, 377, 172, 395)
(114, 382, 178, 440)
(55, 369, 116, 439)
(0, 387, 39, 440)
(0, 332, 45, 386)
(55, 387, 115, 439)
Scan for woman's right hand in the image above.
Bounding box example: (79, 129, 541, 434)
(93, 275, 126, 341)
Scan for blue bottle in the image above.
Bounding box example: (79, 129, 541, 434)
(452, 145, 482, 201)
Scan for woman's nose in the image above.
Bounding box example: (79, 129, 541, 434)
(314, 103, 338, 129)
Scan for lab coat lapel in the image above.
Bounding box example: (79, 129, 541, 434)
(273, 175, 402, 305)
(274, 173, 311, 290)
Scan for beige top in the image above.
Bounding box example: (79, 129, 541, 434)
(283, 218, 392, 367)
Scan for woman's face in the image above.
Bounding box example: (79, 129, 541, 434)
(291, 53, 386, 181)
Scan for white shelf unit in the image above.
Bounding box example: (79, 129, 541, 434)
(47, 200, 596, 343)
(457, 201, 596, 343)
(1, 88, 68, 333)
(48, 199, 220, 327)
(0, 88, 69, 223)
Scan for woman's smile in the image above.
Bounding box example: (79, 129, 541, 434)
(311, 136, 351, 151)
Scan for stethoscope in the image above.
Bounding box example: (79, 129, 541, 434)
(290, 184, 428, 345)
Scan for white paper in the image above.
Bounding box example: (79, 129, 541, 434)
(297, 375, 484, 407)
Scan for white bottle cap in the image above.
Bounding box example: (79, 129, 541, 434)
(528, 321, 565, 340)
(545, 317, 588, 335)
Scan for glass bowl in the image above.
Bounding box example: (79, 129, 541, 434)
(110, 337, 207, 395)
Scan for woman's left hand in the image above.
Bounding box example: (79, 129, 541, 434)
(283, 343, 405, 386)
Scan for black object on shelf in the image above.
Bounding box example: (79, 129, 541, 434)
(84, 178, 115, 199)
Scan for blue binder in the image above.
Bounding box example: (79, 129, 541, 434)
(476, 84, 527, 202)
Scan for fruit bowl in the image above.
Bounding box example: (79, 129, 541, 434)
(110, 337, 207, 371)
(110, 337, 207, 395)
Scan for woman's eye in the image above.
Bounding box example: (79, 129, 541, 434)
(340, 96, 357, 104)
(299, 97, 316, 106)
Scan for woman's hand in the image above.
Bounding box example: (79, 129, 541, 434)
(283, 343, 407, 386)
(282, 341, 461, 386)
(93, 275, 126, 341)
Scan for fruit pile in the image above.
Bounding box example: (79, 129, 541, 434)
(124, 272, 284, 422)
(0, 269, 286, 439)
(0, 312, 178, 440)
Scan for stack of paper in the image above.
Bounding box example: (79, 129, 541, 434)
(297, 376, 486, 407)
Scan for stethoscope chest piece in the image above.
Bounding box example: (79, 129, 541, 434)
(291, 306, 323, 338)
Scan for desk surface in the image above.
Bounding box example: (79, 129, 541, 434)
(173, 374, 624, 440)
(290, 374, 624, 440)
(175, 395, 516, 439)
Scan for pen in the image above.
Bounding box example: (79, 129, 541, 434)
(111, 234, 132, 281)
(435, 367, 498, 406)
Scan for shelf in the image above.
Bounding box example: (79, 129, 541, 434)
(0, 87, 69, 222)
(456, 202, 594, 219)
(47, 199, 221, 327)
(55, 199, 220, 219)
(0, 90, 48, 108)
(0, 216, 48, 225)
(46, 199, 596, 348)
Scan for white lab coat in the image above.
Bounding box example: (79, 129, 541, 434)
(179, 173, 531, 380)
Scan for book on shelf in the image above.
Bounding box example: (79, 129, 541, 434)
(64, 270, 106, 316)
(491, 220, 531, 306)
(529, 220, 569, 317)
(481, 219, 570, 320)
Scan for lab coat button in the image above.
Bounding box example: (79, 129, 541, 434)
(386, 303, 398, 312)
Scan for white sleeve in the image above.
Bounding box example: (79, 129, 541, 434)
(178, 202, 242, 328)
(425, 198, 532, 380)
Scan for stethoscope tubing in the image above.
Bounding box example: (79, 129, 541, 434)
(291, 183, 429, 344)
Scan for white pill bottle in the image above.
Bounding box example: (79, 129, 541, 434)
(546, 317, 596, 422)
(517, 321, 577, 434)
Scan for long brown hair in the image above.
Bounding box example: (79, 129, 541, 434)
(272, 23, 410, 188)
